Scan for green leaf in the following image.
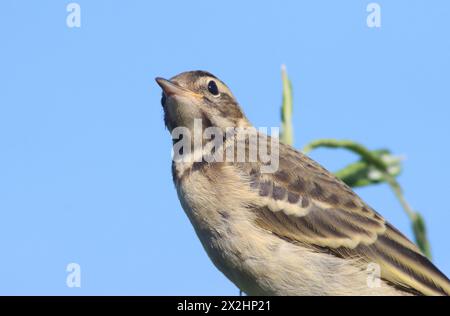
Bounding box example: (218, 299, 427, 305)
(412, 213, 432, 259)
(335, 149, 403, 188)
(280, 65, 294, 146)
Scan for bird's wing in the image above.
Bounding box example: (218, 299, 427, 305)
(241, 140, 450, 296)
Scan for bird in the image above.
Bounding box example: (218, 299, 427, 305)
(155, 70, 450, 296)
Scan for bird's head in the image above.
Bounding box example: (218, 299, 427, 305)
(155, 71, 250, 134)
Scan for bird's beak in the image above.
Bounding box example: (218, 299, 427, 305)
(155, 77, 202, 99)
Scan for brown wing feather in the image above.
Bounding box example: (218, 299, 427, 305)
(242, 138, 450, 296)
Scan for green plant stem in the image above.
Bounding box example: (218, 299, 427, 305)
(303, 139, 389, 171)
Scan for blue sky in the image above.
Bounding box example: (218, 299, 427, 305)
(1, 1, 449, 295)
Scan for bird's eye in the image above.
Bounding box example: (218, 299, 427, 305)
(207, 80, 219, 96)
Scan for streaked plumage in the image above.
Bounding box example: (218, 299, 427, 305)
(156, 70, 450, 296)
